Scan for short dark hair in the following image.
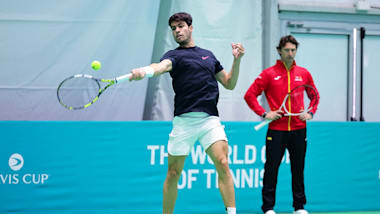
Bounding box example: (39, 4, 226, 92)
(276, 35, 299, 50)
(168, 12, 192, 27)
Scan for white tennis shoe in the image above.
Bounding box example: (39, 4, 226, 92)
(264, 210, 276, 214)
(294, 209, 309, 214)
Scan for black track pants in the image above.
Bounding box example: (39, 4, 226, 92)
(261, 128, 307, 212)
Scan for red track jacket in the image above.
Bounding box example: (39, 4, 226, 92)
(244, 60, 320, 131)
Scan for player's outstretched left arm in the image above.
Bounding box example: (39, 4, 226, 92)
(216, 43, 245, 90)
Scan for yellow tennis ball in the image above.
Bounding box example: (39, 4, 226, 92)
(91, 60, 101, 70)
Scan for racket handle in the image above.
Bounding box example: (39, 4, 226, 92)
(116, 73, 132, 83)
(254, 119, 271, 131)
(116, 66, 155, 83)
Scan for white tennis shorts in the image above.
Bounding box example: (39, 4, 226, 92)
(168, 112, 228, 156)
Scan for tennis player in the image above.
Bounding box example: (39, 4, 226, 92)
(244, 35, 319, 214)
(130, 12, 244, 214)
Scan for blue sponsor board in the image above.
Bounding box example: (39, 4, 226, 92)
(0, 121, 379, 213)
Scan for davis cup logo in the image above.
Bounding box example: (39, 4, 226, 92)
(1, 153, 49, 184)
(9, 153, 24, 171)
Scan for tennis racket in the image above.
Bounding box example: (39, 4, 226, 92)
(57, 73, 148, 110)
(254, 84, 319, 131)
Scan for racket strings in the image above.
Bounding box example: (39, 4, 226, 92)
(284, 86, 316, 115)
(57, 77, 101, 109)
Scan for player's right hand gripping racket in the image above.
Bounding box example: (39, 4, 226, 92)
(57, 73, 151, 110)
(254, 84, 319, 131)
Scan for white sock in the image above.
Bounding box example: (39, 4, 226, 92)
(226, 207, 236, 214)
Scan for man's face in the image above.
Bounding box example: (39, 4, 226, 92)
(279, 42, 297, 64)
(170, 21, 193, 45)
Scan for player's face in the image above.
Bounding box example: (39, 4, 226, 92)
(279, 42, 297, 65)
(170, 21, 193, 45)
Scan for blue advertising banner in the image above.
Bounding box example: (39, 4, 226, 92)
(0, 121, 379, 213)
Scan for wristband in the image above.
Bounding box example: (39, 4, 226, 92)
(261, 112, 267, 119)
(143, 66, 154, 78)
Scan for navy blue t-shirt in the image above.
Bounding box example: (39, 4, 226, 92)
(160, 46, 224, 117)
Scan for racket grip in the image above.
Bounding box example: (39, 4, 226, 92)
(117, 66, 154, 83)
(116, 73, 132, 83)
(254, 119, 271, 131)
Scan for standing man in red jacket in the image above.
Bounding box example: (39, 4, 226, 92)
(244, 35, 319, 214)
